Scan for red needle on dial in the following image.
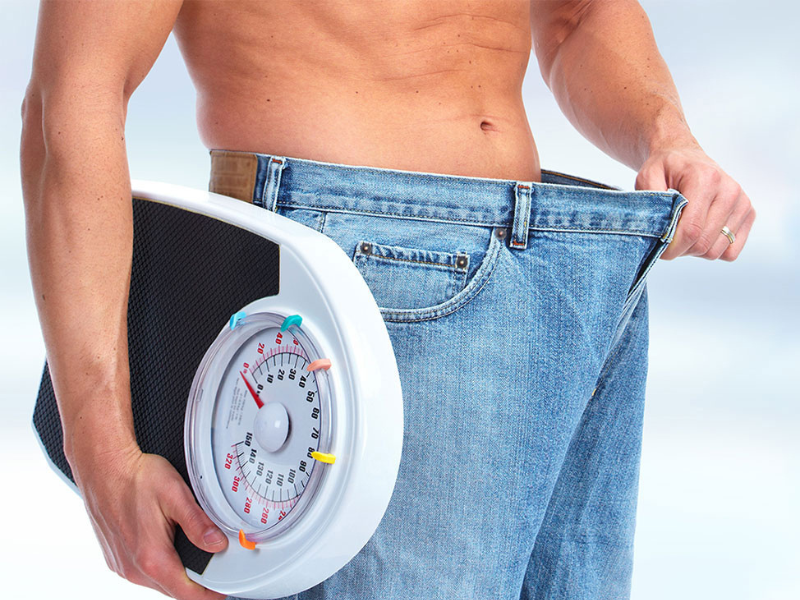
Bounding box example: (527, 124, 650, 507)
(240, 371, 264, 409)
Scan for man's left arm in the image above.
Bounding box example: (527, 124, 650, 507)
(530, 0, 755, 261)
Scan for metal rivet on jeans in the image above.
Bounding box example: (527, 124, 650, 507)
(360, 242, 372, 254)
(495, 228, 507, 239)
(456, 254, 468, 269)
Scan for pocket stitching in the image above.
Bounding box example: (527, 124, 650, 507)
(353, 243, 473, 315)
(355, 240, 469, 272)
(379, 232, 502, 323)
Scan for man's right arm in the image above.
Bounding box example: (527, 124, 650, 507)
(21, 2, 227, 598)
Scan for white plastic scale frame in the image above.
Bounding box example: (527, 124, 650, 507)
(37, 180, 404, 599)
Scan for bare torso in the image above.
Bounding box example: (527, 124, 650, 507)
(172, 0, 541, 182)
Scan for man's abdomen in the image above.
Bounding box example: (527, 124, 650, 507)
(173, 0, 541, 181)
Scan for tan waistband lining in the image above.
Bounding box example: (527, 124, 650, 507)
(208, 150, 259, 203)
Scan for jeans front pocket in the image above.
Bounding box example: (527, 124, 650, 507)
(319, 210, 502, 323)
(353, 240, 469, 311)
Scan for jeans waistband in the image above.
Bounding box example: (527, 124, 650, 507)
(208, 149, 687, 244)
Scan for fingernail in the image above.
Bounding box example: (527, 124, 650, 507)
(204, 528, 226, 546)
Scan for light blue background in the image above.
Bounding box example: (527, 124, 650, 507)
(1, 1, 798, 598)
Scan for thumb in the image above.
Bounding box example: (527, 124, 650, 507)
(635, 160, 669, 192)
(166, 480, 230, 553)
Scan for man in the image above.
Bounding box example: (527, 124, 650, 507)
(20, 1, 754, 599)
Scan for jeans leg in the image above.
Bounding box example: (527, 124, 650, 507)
(293, 238, 536, 600)
(520, 288, 652, 600)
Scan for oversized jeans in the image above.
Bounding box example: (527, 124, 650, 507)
(222, 152, 688, 599)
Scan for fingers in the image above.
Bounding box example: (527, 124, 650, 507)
(660, 175, 713, 260)
(635, 160, 669, 192)
(141, 477, 229, 600)
(165, 477, 229, 554)
(637, 153, 754, 262)
(720, 205, 756, 261)
(676, 178, 754, 261)
(133, 539, 227, 600)
(684, 175, 740, 259)
(703, 198, 745, 259)
(79, 452, 230, 600)
(635, 158, 712, 261)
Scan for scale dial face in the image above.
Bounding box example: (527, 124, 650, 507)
(186, 312, 333, 542)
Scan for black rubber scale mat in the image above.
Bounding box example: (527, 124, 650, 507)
(33, 197, 280, 575)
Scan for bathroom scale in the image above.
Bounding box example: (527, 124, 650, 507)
(32, 180, 404, 599)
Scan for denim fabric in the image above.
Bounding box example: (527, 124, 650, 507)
(225, 153, 688, 600)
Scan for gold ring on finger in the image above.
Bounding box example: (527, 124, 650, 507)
(721, 225, 736, 244)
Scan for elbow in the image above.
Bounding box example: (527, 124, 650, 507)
(26, 77, 127, 156)
(21, 89, 38, 127)
(21, 79, 127, 185)
(20, 85, 46, 207)
(21, 80, 50, 143)
(20, 75, 128, 217)
(21, 85, 44, 151)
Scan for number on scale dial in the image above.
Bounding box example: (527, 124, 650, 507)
(211, 327, 323, 531)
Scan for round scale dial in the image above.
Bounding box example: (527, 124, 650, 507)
(186, 312, 334, 545)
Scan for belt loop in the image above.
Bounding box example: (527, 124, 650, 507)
(510, 183, 533, 250)
(260, 156, 287, 211)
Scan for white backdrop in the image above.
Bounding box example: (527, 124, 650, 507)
(1, 1, 798, 599)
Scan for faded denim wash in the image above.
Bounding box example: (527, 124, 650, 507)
(225, 153, 688, 600)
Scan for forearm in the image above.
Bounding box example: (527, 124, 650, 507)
(21, 89, 137, 468)
(535, 0, 699, 170)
